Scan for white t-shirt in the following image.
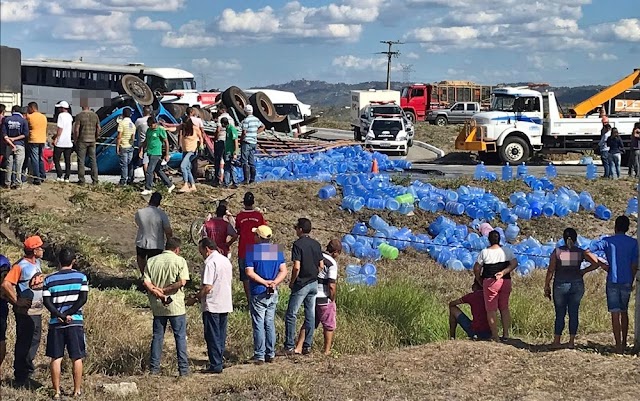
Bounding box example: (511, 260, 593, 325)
(317, 253, 338, 304)
(217, 113, 233, 141)
(476, 247, 515, 265)
(135, 116, 150, 143)
(201, 251, 233, 313)
(56, 112, 74, 148)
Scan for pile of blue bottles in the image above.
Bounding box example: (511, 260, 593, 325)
(345, 263, 378, 286)
(249, 146, 404, 182)
(473, 162, 497, 181)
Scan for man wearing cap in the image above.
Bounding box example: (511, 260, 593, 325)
(53, 101, 74, 182)
(294, 239, 342, 355)
(236, 192, 266, 302)
(239, 105, 264, 185)
(245, 225, 287, 364)
(1, 105, 29, 189)
(135, 192, 173, 276)
(188, 237, 233, 374)
(1, 236, 45, 386)
(284, 218, 324, 355)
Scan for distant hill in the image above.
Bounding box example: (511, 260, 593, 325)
(260, 79, 611, 109)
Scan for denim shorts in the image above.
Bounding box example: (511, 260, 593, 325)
(456, 312, 492, 340)
(605, 282, 632, 312)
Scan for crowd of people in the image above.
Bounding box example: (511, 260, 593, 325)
(449, 215, 638, 354)
(0, 101, 265, 192)
(598, 119, 640, 179)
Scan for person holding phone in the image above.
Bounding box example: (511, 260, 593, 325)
(544, 228, 600, 349)
(142, 237, 190, 376)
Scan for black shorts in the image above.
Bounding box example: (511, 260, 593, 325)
(136, 247, 163, 260)
(0, 301, 8, 342)
(45, 325, 86, 360)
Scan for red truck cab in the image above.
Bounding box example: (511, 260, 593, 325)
(400, 84, 434, 123)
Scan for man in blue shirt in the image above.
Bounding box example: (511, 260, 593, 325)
(240, 105, 264, 185)
(1, 105, 29, 188)
(602, 216, 638, 354)
(43, 248, 89, 399)
(244, 225, 287, 364)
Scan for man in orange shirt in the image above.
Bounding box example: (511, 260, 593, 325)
(1, 236, 45, 387)
(26, 102, 48, 185)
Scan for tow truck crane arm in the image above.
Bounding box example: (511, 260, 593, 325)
(569, 68, 640, 118)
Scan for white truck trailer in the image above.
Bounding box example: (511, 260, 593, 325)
(456, 69, 640, 164)
(0, 46, 22, 111)
(350, 89, 402, 141)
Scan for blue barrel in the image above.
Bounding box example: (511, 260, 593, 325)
(385, 198, 400, 211)
(445, 201, 465, 215)
(360, 263, 377, 275)
(318, 185, 337, 199)
(594, 204, 611, 220)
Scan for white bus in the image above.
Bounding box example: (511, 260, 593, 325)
(21, 59, 197, 117)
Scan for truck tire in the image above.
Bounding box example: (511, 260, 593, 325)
(435, 116, 448, 126)
(408, 139, 414, 147)
(119, 75, 154, 106)
(164, 103, 187, 121)
(499, 136, 530, 165)
(250, 92, 285, 124)
(402, 146, 409, 156)
(405, 111, 416, 123)
(354, 127, 361, 141)
(222, 86, 248, 119)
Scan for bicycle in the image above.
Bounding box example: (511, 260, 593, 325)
(190, 192, 237, 245)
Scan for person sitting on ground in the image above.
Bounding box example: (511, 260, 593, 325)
(295, 239, 342, 355)
(448, 280, 492, 340)
(601, 215, 638, 354)
(43, 248, 89, 399)
(544, 228, 601, 349)
(473, 230, 517, 342)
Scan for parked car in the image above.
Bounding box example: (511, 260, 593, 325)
(364, 116, 414, 156)
(426, 102, 481, 126)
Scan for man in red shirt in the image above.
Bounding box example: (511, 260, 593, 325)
(236, 192, 266, 302)
(448, 281, 491, 340)
(203, 204, 238, 258)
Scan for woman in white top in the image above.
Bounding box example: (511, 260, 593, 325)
(473, 230, 517, 341)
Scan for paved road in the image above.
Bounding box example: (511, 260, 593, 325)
(312, 127, 602, 178)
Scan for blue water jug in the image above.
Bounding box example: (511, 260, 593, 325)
(351, 222, 368, 236)
(626, 197, 638, 216)
(318, 185, 337, 199)
(594, 204, 611, 220)
(342, 196, 365, 212)
(385, 198, 400, 211)
(545, 162, 557, 179)
(345, 264, 361, 277)
(542, 203, 555, 217)
(360, 263, 377, 275)
(446, 259, 465, 271)
(369, 215, 389, 231)
(445, 202, 465, 215)
(517, 162, 528, 178)
(505, 223, 520, 242)
(501, 162, 513, 181)
(586, 163, 597, 180)
(474, 162, 486, 180)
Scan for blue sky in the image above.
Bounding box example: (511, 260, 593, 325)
(1, 0, 639, 90)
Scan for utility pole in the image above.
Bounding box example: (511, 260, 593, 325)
(400, 64, 414, 83)
(378, 40, 403, 90)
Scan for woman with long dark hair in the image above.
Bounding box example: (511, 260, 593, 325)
(544, 228, 600, 348)
(178, 108, 203, 193)
(606, 127, 624, 179)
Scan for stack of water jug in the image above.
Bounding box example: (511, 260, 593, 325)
(345, 263, 378, 286)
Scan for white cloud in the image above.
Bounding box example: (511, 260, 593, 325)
(590, 18, 640, 42)
(134, 16, 171, 31)
(332, 55, 399, 72)
(0, 0, 40, 22)
(406, 52, 420, 59)
(588, 52, 618, 61)
(52, 11, 131, 43)
(526, 54, 569, 70)
(192, 58, 241, 71)
(161, 20, 218, 48)
(69, 0, 186, 12)
(218, 7, 280, 35)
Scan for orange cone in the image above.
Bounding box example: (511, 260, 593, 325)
(371, 158, 379, 174)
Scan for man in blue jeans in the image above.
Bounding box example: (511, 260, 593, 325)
(142, 237, 190, 376)
(283, 218, 324, 355)
(602, 215, 638, 354)
(240, 105, 264, 185)
(245, 226, 288, 363)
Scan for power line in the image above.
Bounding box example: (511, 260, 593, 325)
(377, 40, 403, 90)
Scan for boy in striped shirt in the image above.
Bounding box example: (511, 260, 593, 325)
(43, 248, 89, 399)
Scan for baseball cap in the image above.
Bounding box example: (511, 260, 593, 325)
(24, 235, 44, 250)
(252, 225, 272, 239)
(243, 192, 255, 205)
(244, 104, 253, 114)
(55, 100, 70, 108)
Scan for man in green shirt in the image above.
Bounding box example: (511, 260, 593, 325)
(221, 117, 239, 189)
(139, 117, 175, 195)
(142, 237, 190, 376)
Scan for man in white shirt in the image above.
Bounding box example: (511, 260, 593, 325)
(53, 101, 74, 182)
(134, 106, 152, 175)
(188, 237, 233, 374)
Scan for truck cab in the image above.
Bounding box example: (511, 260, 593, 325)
(426, 102, 481, 126)
(400, 84, 434, 123)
